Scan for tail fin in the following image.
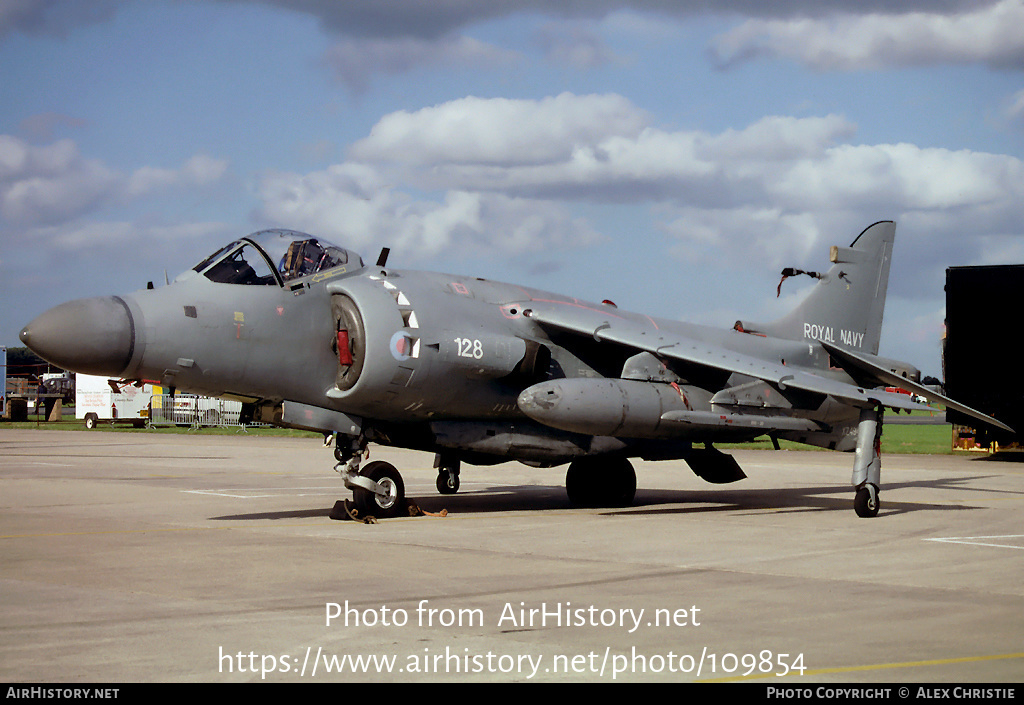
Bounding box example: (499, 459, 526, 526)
(753, 221, 895, 356)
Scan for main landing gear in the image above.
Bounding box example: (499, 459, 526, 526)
(565, 456, 636, 508)
(329, 441, 640, 519)
(434, 453, 461, 495)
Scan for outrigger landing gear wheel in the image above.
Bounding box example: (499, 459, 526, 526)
(436, 471, 460, 495)
(433, 454, 461, 495)
(852, 406, 883, 518)
(854, 485, 880, 518)
(352, 461, 406, 519)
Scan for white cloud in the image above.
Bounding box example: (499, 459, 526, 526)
(254, 163, 601, 259)
(351, 93, 648, 167)
(254, 163, 398, 251)
(244, 90, 1024, 319)
(350, 98, 862, 209)
(709, 0, 1024, 70)
(658, 206, 822, 267)
(46, 220, 230, 250)
(767, 143, 1024, 212)
(0, 136, 118, 226)
(343, 93, 1024, 293)
(350, 95, 1024, 219)
(14, 220, 236, 288)
(0, 135, 228, 226)
(234, 2, 1007, 41)
(125, 154, 228, 199)
(695, 115, 857, 162)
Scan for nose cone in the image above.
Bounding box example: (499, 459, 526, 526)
(20, 296, 136, 377)
(517, 382, 562, 416)
(518, 381, 570, 429)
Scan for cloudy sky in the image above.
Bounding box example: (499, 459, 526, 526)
(4, 0, 1024, 379)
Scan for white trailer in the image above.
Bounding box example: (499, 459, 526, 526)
(75, 374, 152, 428)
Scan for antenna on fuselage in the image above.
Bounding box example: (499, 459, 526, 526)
(376, 247, 391, 267)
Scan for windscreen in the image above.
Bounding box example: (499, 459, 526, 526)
(193, 229, 361, 285)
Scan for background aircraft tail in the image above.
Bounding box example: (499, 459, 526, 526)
(750, 221, 895, 356)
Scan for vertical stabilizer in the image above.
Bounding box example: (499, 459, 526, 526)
(758, 221, 895, 356)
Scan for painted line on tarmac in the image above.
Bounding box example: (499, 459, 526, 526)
(0, 524, 323, 539)
(925, 534, 1024, 550)
(183, 485, 341, 498)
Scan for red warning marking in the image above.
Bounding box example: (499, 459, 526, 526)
(338, 330, 353, 365)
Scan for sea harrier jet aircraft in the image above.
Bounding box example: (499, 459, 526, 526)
(21, 221, 1011, 518)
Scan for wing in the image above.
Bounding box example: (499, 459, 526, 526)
(523, 302, 1011, 431)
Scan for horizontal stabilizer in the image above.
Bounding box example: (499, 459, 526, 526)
(822, 342, 1015, 433)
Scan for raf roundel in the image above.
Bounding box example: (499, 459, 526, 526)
(390, 331, 419, 361)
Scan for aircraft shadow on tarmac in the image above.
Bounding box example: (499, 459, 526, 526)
(971, 452, 1024, 463)
(209, 473, 1014, 522)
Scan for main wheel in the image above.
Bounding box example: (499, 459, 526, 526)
(84, 413, 98, 430)
(353, 461, 406, 519)
(854, 485, 880, 518)
(565, 457, 636, 508)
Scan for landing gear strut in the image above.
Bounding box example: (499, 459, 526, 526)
(565, 457, 636, 507)
(852, 406, 883, 518)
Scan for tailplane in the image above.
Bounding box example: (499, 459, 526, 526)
(748, 221, 895, 356)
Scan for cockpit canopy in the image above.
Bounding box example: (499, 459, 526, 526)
(192, 229, 363, 286)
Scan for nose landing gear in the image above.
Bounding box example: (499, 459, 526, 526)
(352, 460, 406, 518)
(330, 437, 408, 520)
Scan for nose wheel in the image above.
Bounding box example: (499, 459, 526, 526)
(333, 437, 408, 520)
(351, 461, 406, 519)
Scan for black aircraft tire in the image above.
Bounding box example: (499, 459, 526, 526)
(565, 460, 594, 506)
(436, 472, 460, 495)
(854, 486, 880, 518)
(353, 461, 406, 519)
(566, 458, 636, 508)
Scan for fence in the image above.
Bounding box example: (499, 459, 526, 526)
(148, 395, 246, 429)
